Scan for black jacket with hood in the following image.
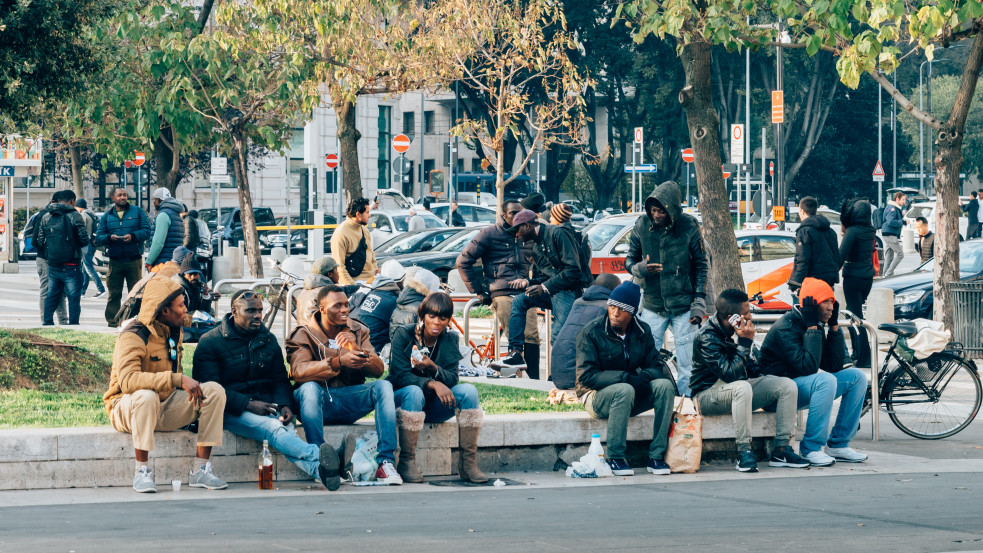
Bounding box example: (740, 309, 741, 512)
(838, 199, 877, 280)
(758, 307, 847, 380)
(455, 217, 533, 298)
(624, 181, 708, 317)
(34, 203, 89, 265)
(789, 213, 841, 289)
(528, 222, 592, 295)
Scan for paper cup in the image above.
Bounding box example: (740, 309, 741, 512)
(171, 480, 182, 492)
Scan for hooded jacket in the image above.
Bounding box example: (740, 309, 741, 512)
(575, 312, 675, 398)
(456, 217, 534, 298)
(387, 323, 462, 403)
(529, 222, 592, 294)
(349, 276, 401, 350)
(788, 213, 841, 289)
(390, 275, 436, 333)
(95, 203, 152, 262)
(551, 284, 613, 389)
(757, 307, 847, 380)
(839, 200, 876, 280)
(34, 203, 88, 265)
(285, 311, 384, 388)
(147, 198, 187, 267)
(881, 200, 905, 236)
(625, 181, 708, 317)
(690, 316, 760, 397)
(102, 277, 186, 412)
(192, 314, 292, 416)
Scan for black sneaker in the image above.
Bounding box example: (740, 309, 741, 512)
(736, 450, 758, 472)
(768, 448, 810, 468)
(607, 458, 635, 476)
(318, 443, 341, 491)
(646, 458, 671, 475)
(502, 351, 526, 366)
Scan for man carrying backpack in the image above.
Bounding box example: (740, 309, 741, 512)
(35, 189, 89, 326)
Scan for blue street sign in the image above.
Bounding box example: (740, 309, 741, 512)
(0, 166, 13, 177)
(624, 164, 658, 174)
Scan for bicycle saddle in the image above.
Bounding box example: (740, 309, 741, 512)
(878, 322, 918, 337)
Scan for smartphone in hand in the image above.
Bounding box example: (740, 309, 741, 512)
(728, 314, 742, 328)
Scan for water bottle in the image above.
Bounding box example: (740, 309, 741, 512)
(258, 439, 273, 489)
(587, 433, 604, 461)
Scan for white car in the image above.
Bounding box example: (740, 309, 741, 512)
(904, 199, 970, 239)
(745, 206, 842, 236)
(369, 209, 447, 244)
(430, 202, 498, 227)
(586, 213, 798, 310)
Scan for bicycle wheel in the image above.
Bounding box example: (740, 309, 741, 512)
(885, 353, 982, 439)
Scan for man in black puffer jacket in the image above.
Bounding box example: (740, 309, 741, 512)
(193, 291, 344, 490)
(788, 196, 840, 292)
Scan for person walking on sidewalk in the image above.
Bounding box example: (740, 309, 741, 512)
(193, 291, 346, 490)
(691, 288, 808, 473)
(624, 180, 709, 397)
(95, 187, 151, 326)
(788, 196, 841, 292)
(387, 292, 488, 484)
(74, 198, 106, 298)
(25, 197, 67, 324)
(838, 198, 876, 317)
(881, 191, 907, 277)
(35, 189, 89, 325)
(576, 282, 677, 477)
(103, 277, 228, 493)
(146, 188, 186, 272)
(961, 192, 980, 240)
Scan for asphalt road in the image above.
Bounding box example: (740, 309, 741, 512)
(1, 473, 981, 553)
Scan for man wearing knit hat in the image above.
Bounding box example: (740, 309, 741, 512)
(758, 277, 869, 466)
(624, 181, 708, 397)
(575, 282, 677, 476)
(550, 203, 573, 226)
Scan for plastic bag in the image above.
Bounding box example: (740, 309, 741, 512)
(565, 450, 614, 478)
(349, 431, 379, 482)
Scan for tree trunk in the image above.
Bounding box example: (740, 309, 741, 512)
(231, 135, 264, 279)
(153, 126, 181, 196)
(932, 30, 983, 331)
(678, 39, 744, 298)
(334, 97, 363, 202)
(69, 145, 84, 199)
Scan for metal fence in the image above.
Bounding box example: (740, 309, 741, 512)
(949, 281, 983, 355)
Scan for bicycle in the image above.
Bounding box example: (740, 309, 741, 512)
(859, 316, 982, 439)
(263, 261, 302, 329)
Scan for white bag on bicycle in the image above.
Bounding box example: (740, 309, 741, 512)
(905, 319, 950, 360)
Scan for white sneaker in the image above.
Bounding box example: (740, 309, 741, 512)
(803, 450, 836, 467)
(826, 446, 868, 463)
(133, 466, 157, 493)
(94, 291, 108, 299)
(374, 460, 403, 485)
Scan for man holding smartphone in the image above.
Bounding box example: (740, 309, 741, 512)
(193, 290, 348, 490)
(691, 289, 809, 472)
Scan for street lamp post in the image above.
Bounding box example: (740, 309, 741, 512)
(919, 58, 946, 194)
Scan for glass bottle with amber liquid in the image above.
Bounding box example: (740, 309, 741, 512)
(259, 440, 273, 489)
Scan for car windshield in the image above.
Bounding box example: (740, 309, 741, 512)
(823, 211, 841, 225)
(379, 230, 458, 255)
(907, 206, 933, 220)
(436, 229, 480, 253)
(586, 223, 625, 250)
(420, 213, 447, 228)
(918, 241, 983, 273)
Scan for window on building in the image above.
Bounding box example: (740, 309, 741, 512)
(402, 112, 415, 136)
(424, 110, 435, 134)
(471, 158, 483, 172)
(423, 159, 435, 183)
(378, 105, 391, 190)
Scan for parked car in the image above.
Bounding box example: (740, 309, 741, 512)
(903, 199, 970, 239)
(430, 202, 497, 227)
(369, 209, 447, 244)
(567, 204, 590, 230)
(375, 189, 412, 210)
(201, 207, 276, 251)
(375, 227, 466, 261)
(382, 226, 486, 282)
(592, 208, 625, 221)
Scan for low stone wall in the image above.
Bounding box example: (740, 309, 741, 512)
(0, 411, 779, 490)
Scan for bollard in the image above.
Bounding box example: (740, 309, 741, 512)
(901, 227, 916, 255)
(227, 245, 243, 279)
(833, 283, 846, 310)
(271, 247, 287, 263)
(211, 256, 232, 286)
(865, 287, 895, 344)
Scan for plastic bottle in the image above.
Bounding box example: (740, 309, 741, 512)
(258, 439, 273, 489)
(587, 433, 604, 462)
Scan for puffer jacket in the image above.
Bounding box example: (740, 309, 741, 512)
(529, 222, 591, 295)
(147, 198, 186, 267)
(456, 218, 533, 298)
(34, 203, 88, 265)
(192, 314, 292, 416)
(550, 284, 612, 389)
(95, 204, 152, 262)
(102, 277, 187, 412)
(690, 316, 759, 396)
(625, 181, 708, 317)
(349, 277, 401, 351)
(575, 313, 675, 398)
(758, 307, 847, 379)
(839, 199, 876, 280)
(389, 276, 434, 333)
(285, 311, 384, 387)
(387, 323, 462, 404)
(788, 213, 841, 289)
(881, 201, 905, 237)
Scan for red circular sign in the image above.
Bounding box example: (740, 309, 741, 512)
(325, 153, 339, 169)
(392, 134, 411, 154)
(132, 151, 146, 167)
(681, 148, 694, 163)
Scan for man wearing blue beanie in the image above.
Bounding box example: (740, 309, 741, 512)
(575, 281, 677, 476)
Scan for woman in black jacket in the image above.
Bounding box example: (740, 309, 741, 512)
(388, 292, 487, 484)
(838, 198, 877, 318)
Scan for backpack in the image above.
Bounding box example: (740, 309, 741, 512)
(345, 232, 369, 278)
(37, 210, 79, 265)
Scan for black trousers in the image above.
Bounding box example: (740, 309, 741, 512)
(842, 276, 873, 319)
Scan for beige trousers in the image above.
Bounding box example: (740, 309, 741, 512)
(110, 382, 226, 451)
(491, 295, 540, 345)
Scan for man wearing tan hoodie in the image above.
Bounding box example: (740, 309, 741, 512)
(103, 276, 228, 493)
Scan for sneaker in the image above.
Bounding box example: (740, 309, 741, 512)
(318, 443, 341, 491)
(736, 450, 758, 472)
(94, 290, 108, 299)
(375, 460, 403, 485)
(338, 433, 356, 479)
(769, 448, 810, 468)
(607, 458, 634, 476)
(188, 462, 229, 490)
(826, 446, 868, 463)
(491, 351, 526, 377)
(803, 450, 836, 467)
(132, 466, 157, 493)
(646, 458, 671, 475)
(501, 350, 525, 366)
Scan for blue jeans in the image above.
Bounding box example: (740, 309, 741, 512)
(794, 368, 868, 454)
(44, 265, 82, 325)
(639, 309, 697, 397)
(393, 383, 480, 423)
(507, 289, 576, 351)
(294, 380, 398, 463)
(224, 411, 321, 479)
(80, 245, 105, 295)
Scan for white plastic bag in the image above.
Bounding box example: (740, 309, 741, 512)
(349, 431, 379, 482)
(565, 450, 613, 478)
(907, 319, 951, 360)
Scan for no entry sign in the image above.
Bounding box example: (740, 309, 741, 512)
(681, 148, 694, 163)
(392, 134, 411, 154)
(325, 153, 339, 169)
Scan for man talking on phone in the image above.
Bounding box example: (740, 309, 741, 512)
(193, 290, 347, 490)
(103, 277, 228, 493)
(691, 289, 808, 473)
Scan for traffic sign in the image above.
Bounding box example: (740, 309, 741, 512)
(730, 124, 745, 165)
(392, 157, 412, 175)
(325, 153, 339, 170)
(634, 127, 644, 145)
(624, 164, 658, 173)
(681, 148, 694, 163)
(0, 166, 12, 177)
(392, 134, 411, 153)
(722, 165, 731, 180)
(769, 161, 774, 177)
(133, 151, 146, 167)
(771, 91, 784, 124)
(872, 160, 885, 182)
(124, 160, 132, 169)
(211, 157, 227, 176)
(209, 174, 231, 184)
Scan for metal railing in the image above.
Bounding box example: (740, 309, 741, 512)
(950, 281, 983, 356)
